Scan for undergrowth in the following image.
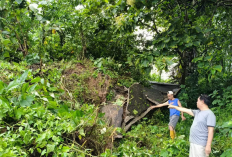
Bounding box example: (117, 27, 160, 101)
(0, 60, 117, 156)
(106, 106, 232, 157)
(0, 60, 232, 157)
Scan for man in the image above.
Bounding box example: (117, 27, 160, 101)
(168, 94, 216, 157)
(150, 91, 186, 140)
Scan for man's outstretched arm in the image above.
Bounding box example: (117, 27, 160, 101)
(150, 101, 172, 109)
(168, 104, 194, 116)
(178, 100, 186, 121)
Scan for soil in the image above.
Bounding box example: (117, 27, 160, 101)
(62, 61, 112, 104)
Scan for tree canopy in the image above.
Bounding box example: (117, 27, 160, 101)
(1, 0, 232, 85)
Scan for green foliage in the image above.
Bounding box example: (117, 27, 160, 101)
(106, 90, 114, 101)
(150, 73, 171, 83)
(110, 117, 189, 157)
(93, 57, 120, 79)
(210, 86, 232, 109)
(1, 0, 232, 156)
(117, 77, 136, 88)
(113, 140, 153, 157)
(0, 62, 115, 156)
(105, 105, 232, 157)
(1, 0, 232, 86)
(221, 149, 232, 157)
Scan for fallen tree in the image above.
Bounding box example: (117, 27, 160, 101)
(101, 82, 180, 133)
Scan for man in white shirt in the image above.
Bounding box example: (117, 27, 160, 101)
(168, 94, 216, 157)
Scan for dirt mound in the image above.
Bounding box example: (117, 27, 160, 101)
(62, 61, 112, 104)
(63, 62, 86, 75)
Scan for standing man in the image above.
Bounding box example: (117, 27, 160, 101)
(168, 94, 216, 157)
(150, 91, 186, 140)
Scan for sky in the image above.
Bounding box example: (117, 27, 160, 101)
(134, 27, 176, 80)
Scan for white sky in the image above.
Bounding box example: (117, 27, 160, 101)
(134, 27, 175, 80)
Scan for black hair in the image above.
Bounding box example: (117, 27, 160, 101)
(199, 94, 211, 106)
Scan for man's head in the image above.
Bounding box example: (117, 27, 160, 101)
(167, 91, 174, 100)
(197, 94, 211, 109)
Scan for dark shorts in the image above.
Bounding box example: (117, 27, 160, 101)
(168, 115, 179, 129)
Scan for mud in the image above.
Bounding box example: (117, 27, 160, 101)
(62, 62, 111, 104)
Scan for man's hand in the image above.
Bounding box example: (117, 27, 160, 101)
(205, 145, 211, 156)
(181, 116, 186, 121)
(150, 106, 157, 109)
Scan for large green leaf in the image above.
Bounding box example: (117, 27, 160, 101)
(20, 95, 34, 107)
(75, 110, 84, 117)
(141, 60, 149, 67)
(0, 110, 6, 120)
(193, 40, 201, 46)
(28, 83, 38, 93)
(195, 26, 202, 33)
(204, 56, 212, 61)
(192, 56, 203, 63)
(3, 52, 10, 58)
(47, 144, 55, 154)
(164, 37, 170, 43)
(61, 146, 70, 153)
(31, 77, 41, 83)
(19, 70, 29, 83)
(2, 39, 11, 46)
(147, 56, 153, 62)
(21, 83, 29, 93)
(0, 96, 10, 110)
(185, 42, 193, 47)
(160, 149, 168, 157)
(6, 80, 21, 92)
(15, 0, 22, 4)
(0, 81, 6, 94)
(14, 107, 24, 119)
(48, 101, 58, 109)
(213, 65, 222, 72)
(36, 133, 46, 143)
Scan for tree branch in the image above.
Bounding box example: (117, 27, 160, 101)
(124, 107, 153, 132)
(145, 95, 160, 105)
(205, 3, 219, 28)
(138, 19, 159, 35)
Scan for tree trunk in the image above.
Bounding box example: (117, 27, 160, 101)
(180, 62, 187, 85)
(80, 24, 86, 60)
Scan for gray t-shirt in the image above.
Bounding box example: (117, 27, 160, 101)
(189, 109, 216, 147)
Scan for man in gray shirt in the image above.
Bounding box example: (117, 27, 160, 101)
(168, 94, 216, 157)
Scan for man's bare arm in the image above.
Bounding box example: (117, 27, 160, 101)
(150, 101, 171, 109)
(177, 100, 186, 120)
(205, 127, 214, 155)
(168, 105, 194, 116)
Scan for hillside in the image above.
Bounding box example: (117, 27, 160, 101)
(0, 60, 232, 156)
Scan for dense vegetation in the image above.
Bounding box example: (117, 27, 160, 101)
(1, 0, 232, 156)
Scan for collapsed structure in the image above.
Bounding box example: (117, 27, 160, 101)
(101, 81, 180, 137)
(61, 62, 180, 139)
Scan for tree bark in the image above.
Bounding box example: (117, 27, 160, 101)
(80, 24, 86, 59)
